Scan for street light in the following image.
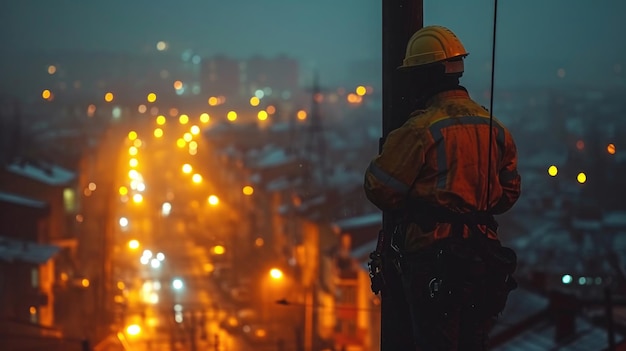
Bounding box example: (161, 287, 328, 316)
(172, 278, 184, 290)
(128, 239, 140, 250)
(126, 324, 141, 336)
(269, 268, 283, 280)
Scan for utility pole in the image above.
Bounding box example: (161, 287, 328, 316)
(380, 1, 423, 350)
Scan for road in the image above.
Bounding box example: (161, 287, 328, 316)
(103, 116, 263, 351)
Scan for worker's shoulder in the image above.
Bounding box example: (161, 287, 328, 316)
(406, 108, 440, 128)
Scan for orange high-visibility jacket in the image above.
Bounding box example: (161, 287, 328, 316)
(364, 89, 521, 252)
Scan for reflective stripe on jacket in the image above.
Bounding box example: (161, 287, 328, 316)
(364, 88, 521, 252)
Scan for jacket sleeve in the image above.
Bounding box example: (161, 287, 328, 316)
(363, 123, 428, 211)
(491, 130, 522, 214)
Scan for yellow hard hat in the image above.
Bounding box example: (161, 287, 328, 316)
(399, 25, 469, 74)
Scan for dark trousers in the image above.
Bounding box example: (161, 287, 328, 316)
(400, 240, 500, 351)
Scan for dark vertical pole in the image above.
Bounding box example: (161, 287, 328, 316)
(605, 287, 616, 350)
(381, 1, 423, 350)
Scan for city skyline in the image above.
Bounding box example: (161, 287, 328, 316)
(2, 1, 626, 87)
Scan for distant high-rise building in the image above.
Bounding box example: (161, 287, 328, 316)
(200, 55, 240, 98)
(243, 55, 299, 98)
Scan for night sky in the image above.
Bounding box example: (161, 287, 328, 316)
(1, 0, 625, 86)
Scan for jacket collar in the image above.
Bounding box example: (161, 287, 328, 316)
(424, 86, 470, 107)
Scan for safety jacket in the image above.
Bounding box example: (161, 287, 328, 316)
(364, 88, 521, 252)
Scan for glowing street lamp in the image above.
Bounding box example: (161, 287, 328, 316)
(172, 278, 184, 290)
(269, 268, 283, 280)
(128, 239, 140, 250)
(126, 324, 141, 336)
(207, 195, 219, 206)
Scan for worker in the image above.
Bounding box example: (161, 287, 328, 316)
(364, 25, 522, 350)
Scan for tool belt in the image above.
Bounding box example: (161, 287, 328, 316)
(395, 204, 518, 317)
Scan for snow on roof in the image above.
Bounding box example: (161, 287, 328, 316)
(266, 177, 296, 191)
(326, 167, 363, 191)
(255, 147, 295, 168)
(604, 211, 626, 228)
(268, 121, 290, 132)
(492, 314, 623, 351)
(0, 236, 60, 264)
(7, 162, 75, 186)
(519, 149, 567, 170)
(0, 191, 47, 209)
(333, 212, 382, 231)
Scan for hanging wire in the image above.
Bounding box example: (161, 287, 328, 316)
(486, 0, 499, 211)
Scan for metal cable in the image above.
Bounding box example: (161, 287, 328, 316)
(486, 0, 499, 211)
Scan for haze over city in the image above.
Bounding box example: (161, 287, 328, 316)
(1, 1, 626, 350)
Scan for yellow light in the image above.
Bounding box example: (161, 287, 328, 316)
(47, 65, 56, 75)
(156, 41, 167, 51)
(257, 110, 268, 121)
(266, 105, 276, 114)
(356, 85, 367, 96)
(154, 128, 164, 138)
(182, 164, 192, 174)
(104, 92, 114, 102)
(189, 141, 198, 150)
(119, 186, 128, 195)
(269, 268, 283, 280)
(200, 113, 210, 123)
(183, 133, 193, 142)
(147, 92, 157, 103)
(203, 262, 215, 273)
(81, 279, 90, 287)
(126, 324, 141, 336)
(128, 169, 139, 179)
(133, 139, 142, 148)
(117, 281, 125, 290)
(128, 131, 138, 140)
(213, 245, 225, 255)
(548, 165, 558, 177)
(577, 172, 587, 184)
(189, 148, 197, 156)
(297, 110, 307, 120)
(128, 146, 138, 156)
(227, 317, 238, 327)
(133, 194, 143, 203)
(192, 173, 202, 183)
(129, 158, 138, 168)
(42, 89, 51, 100)
(179, 114, 189, 125)
(176, 138, 186, 148)
(173, 80, 183, 90)
(227, 111, 237, 121)
(250, 96, 260, 106)
(207, 195, 219, 206)
(243, 186, 254, 195)
(607, 143, 616, 155)
(156, 115, 166, 125)
(128, 239, 140, 250)
(208, 96, 218, 106)
(190, 125, 200, 135)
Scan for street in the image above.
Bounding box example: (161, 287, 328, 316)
(104, 116, 262, 351)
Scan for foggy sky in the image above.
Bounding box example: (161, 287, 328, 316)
(1, 0, 625, 86)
